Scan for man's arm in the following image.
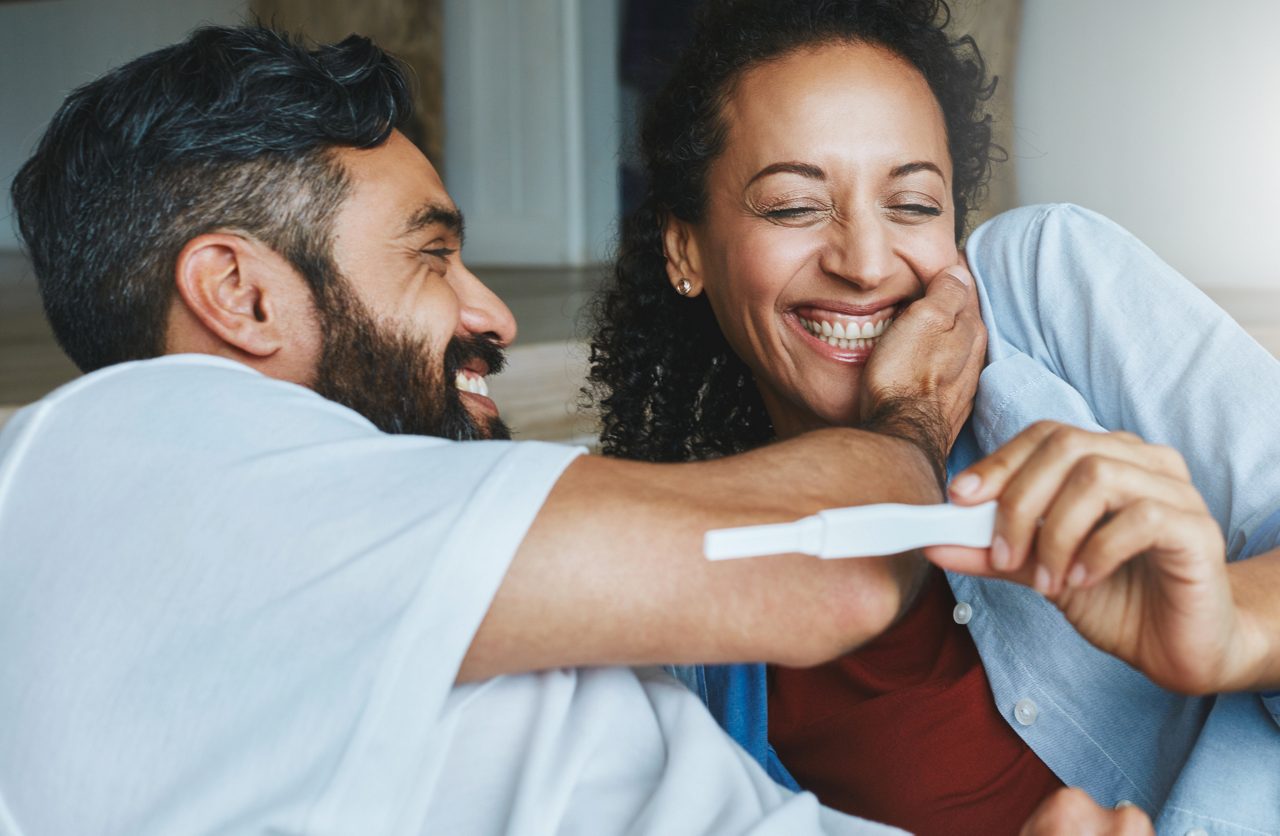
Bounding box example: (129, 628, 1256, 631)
(461, 429, 939, 682)
(460, 267, 985, 683)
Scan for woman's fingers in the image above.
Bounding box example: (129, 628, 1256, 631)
(988, 429, 1152, 576)
(952, 423, 1137, 502)
(1035, 459, 1209, 593)
(1072, 501, 1225, 590)
(930, 492, 1223, 600)
(924, 543, 1037, 585)
(949, 423, 1193, 584)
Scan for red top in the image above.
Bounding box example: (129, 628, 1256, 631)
(768, 567, 1062, 835)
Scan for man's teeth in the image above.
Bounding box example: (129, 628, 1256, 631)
(454, 371, 489, 397)
(799, 316, 892, 349)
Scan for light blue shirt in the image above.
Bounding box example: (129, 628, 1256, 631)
(673, 206, 1280, 835)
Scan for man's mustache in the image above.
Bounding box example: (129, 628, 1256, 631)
(445, 334, 507, 379)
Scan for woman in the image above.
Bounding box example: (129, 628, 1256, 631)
(587, 1, 1280, 833)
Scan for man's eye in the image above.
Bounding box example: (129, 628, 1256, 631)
(421, 247, 456, 262)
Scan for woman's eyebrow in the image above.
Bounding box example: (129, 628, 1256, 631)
(746, 161, 826, 186)
(890, 161, 946, 183)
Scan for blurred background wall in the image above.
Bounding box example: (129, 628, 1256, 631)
(0, 0, 248, 254)
(1014, 0, 1280, 296)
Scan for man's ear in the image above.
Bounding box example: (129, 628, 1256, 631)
(662, 216, 705, 298)
(172, 233, 294, 358)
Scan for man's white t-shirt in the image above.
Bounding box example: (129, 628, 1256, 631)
(0, 356, 895, 836)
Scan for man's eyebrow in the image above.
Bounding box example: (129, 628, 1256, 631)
(890, 161, 946, 183)
(405, 202, 466, 244)
(746, 161, 826, 187)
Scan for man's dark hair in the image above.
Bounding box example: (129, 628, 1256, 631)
(10, 24, 413, 373)
(588, 0, 1001, 463)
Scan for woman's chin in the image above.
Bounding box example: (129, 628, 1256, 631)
(818, 402, 864, 429)
(765, 397, 863, 438)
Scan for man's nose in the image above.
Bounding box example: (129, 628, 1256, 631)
(820, 213, 894, 290)
(455, 262, 517, 347)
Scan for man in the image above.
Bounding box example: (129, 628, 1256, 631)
(0, 24, 1258, 835)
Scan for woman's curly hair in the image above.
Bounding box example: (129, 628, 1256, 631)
(587, 0, 1000, 462)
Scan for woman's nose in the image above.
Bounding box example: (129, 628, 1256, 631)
(455, 261, 518, 347)
(820, 214, 894, 290)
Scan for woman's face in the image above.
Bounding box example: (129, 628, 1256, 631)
(669, 42, 959, 438)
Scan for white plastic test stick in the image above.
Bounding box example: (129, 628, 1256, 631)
(703, 501, 997, 561)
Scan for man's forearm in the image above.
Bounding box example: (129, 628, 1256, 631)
(459, 427, 942, 682)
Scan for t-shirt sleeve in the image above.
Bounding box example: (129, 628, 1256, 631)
(296, 438, 585, 832)
(0, 357, 584, 834)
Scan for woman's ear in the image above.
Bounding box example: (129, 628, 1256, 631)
(171, 233, 292, 358)
(662, 217, 704, 298)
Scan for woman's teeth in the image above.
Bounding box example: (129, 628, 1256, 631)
(799, 315, 892, 350)
(454, 371, 489, 397)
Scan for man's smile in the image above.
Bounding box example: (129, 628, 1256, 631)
(454, 368, 490, 398)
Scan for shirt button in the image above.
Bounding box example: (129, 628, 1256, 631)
(1185, 829, 1209, 836)
(952, 601, 973, 625)
(1014, 698, 1039, 726)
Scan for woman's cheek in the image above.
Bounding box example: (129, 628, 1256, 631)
(912, 241, 962, 287)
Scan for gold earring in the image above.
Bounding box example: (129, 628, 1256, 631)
(675, 278, 693, 296)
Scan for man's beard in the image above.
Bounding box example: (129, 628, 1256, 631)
(309, 278, 511, 441)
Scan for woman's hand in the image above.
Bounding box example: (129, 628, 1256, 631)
(926, 421, 1259, 695)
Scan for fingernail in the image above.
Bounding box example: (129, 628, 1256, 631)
(951, 473, 981, 498)
(991, 535, 1010, 571)
(1066, 564, 1087, 589)
(1034, 565, 1052, 595)
(946, 268, 971, 287)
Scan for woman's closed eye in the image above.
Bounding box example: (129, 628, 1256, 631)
(886, 192, 944, 221)
(757, 202, 831, 225)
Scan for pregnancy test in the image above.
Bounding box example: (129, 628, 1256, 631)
(703, 501, 997, 561)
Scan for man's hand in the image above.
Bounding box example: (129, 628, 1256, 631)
(859, 262, 987, 481)
(927, 421, 1266, 695)
(1020, 788, 1153, 836)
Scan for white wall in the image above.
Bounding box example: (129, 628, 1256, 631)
(1, 0, 249, 253)
(1014, 0, 1280, 292)
(443, 0, 619, 267)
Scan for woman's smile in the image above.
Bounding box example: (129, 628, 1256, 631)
(790, 302, 900, 362)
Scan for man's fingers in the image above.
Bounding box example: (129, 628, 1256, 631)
(904, 265, 975, 329)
